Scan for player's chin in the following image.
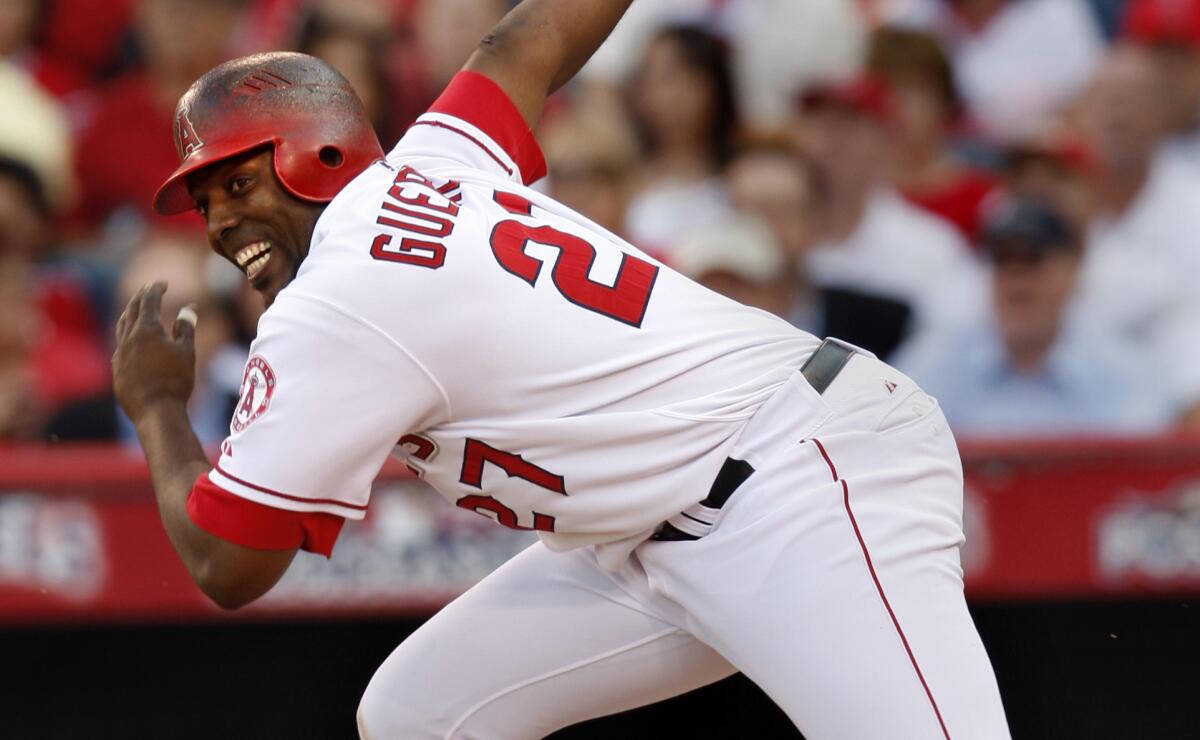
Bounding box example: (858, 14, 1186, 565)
(255, 284, 278, 308)
(255, 277, 291, 308)
(250, 256, 293, 308)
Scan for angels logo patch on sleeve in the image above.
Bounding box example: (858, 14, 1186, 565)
(232, 355, 276, 432)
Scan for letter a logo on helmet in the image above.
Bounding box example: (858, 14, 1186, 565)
(153, 52, 384, 216)
(175, 104, 204, 158)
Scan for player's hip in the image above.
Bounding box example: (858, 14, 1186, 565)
(652, 339, 961, 543)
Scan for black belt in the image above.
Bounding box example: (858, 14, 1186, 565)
(651, 339, 856, 542)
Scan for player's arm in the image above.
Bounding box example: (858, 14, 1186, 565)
(113, 283, 295, 610)
(464, 0, 634, 130)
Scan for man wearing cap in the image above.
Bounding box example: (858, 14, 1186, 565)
(792, 74, 983, 359)
(669, 215, 793, 317)
(897, 195, 1172, 437)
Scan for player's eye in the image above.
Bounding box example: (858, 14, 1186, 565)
(229, 175, 254, 195)
(195, 201, 208, 218)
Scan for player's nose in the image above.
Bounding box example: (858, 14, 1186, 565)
(204, 195, 241, 254)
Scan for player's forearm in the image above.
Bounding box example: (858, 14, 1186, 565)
(504, 0, 634, 93)
(467, 0, 634, 128)
(133, 401, 298, 609)
(133, 401, 225, 588)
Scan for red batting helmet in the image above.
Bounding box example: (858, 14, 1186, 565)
(153, 52, 384, 215)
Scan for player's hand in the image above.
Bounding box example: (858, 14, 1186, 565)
(113, 281, 198, 425)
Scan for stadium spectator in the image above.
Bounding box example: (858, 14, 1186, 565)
(623, 25, 737, 258)
(1077, 44, 1184, 232)
(0, 62, 107, 438)
(726, 139, 819, 265)
(0, 256, 39, 440)
(867, 26, 996, 242)
(0, 0, 44, 75)
(670, 216, 791, 317)
(1122, 0, 1200, 168)
(0, 236, 110, 442)
(878, 0, 1105, 142)
(725, 0, 867, 129)
(1070, 42, 1200, 419)
(726, 139, 918, 357)
(0, 0, 130, 98)
(0, 0, 38, 52)
(1001, 134, 1094, 233)
(575, 0, 865, 130)
(792, 74, 982, 356)
(48, 233, 242, 443)
(4, 0, 1200, 444)
(71, 0, 247, 231)
(0, 61, 74, 218)
(898, 196, 1172, 438)
(540, 104, 639, 239)
(573, 0, 729, 96)
(387, 0, 508, 132)
(298, 5, 395, 143)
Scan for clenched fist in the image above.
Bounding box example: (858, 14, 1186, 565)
(113, 282, 197, 425)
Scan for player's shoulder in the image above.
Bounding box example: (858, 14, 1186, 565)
(271, 160, 485, 330)
(313, 157, 476, 258)
(386, 71, 546, 188)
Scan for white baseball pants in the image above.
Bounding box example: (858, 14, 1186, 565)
(357, 353, 1011, 739)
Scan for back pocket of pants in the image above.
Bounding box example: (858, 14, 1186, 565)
(875, 389, 938, 433)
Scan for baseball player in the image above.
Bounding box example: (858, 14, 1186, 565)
(112, 1, 1011, 737)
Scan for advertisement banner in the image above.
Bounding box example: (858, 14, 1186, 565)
(4, 438, 1200, 622)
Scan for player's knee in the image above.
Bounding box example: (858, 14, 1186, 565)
(358, 691, 419, 740)
(357, 675, 451, 740)
(357, 693, 415, 740)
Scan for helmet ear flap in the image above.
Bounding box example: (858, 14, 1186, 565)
(270, 137, 350, 203)
(318, 146, 345, 168)
(269, 137, 308, 201)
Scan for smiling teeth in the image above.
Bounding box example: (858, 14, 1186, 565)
(235, 241, 271, 268)
(245, 252, 271, 280)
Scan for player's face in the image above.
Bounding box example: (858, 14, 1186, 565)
(187, 148, 325, 308)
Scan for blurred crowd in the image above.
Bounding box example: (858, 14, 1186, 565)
(2, 0, 1199, 444)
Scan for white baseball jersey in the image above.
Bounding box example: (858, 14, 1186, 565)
(182, 70, 1010, 739)
(187, 71, 818, 566)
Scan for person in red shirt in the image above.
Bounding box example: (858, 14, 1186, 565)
(0, 156, 109, 439)
(72, 0, 245, 231)
(1, 0, 129, 98)
(868, 26, 997, 244)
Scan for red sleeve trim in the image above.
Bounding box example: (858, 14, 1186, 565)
(426, 71, 548, 185)
(409, 120, 514, 177)
(215, 463, 367, 511)
(187, 473, 345, 558)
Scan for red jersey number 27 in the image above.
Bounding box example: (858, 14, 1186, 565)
(490, 191, 658, 327)
(457, 438, 564, 532)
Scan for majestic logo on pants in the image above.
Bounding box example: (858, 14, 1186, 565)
(232, 355, 276, 433)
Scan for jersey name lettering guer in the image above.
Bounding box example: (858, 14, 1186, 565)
(370, 165, 463, 269)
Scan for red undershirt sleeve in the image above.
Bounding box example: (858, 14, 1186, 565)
(187, 471, 345, 558)
(193, 294, 445, 560)
(414, 71, 548, 185)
